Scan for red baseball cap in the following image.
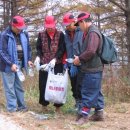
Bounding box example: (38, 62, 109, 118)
(75, 12, 90, 26)
(63, 13, 75, 26)
(44, 16, 56, 28)
(11, 16, 26, 30)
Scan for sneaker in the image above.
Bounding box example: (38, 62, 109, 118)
(17, 107, 28, 112)
(89, 110, 104, 121)
(8, 109, 17, 113)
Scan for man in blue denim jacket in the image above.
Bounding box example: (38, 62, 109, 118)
(0, 16, 33, 112)
(62, 13, 83, 108)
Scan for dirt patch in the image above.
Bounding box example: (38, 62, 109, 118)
(0, 114, 25, 130)
(0, 103, 130, 130)
(0, 76, 130, 130)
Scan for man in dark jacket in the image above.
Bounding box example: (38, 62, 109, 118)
(73, 12, 104, 125)
(34, 15, 65, 113)
(0, 16, 33, 112)
(62, 13, 83, 108)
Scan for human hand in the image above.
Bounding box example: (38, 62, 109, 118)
(11, 64, 18, 72)
(28, 61, 34, 67)
(73, 55, 80, 66)
(34, 56, 40, 71)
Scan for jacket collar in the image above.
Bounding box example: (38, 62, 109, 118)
(6, 26, 23, 38)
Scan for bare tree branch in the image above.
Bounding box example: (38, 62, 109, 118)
(99, 13, 125, 22)
(108, 0, 127, 12)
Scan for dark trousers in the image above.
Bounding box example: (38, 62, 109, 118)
(69, 73, 77, 99)
(39, 63, 63, 107)
(68, 66, 82, 102)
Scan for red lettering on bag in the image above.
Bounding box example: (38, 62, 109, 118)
(56, 87, 58, 91)
(49, 86, 64, 91)
(49, 86, 53, 90)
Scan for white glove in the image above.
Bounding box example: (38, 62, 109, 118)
(49, 58, 56, 68)
(34, 56, 40, 71)
(34, 56, 40, 64)
(39, 64, 49, 72)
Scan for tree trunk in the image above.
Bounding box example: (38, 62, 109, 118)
(96, 0, 101, 30)
(11, 0, 18, 17)
(3, 1, 10, 29)
(2, 0, 18, 29)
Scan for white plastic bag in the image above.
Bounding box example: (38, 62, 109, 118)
(45, 69, 68, 104)
(16, 67, 25, 82)
(39, 64, 50, 72)
(34, 56, 40, 71)
(49, 58, 56, 68)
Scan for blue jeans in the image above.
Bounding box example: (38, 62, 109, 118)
(78, 71, 104, 116)
(1, 62, 26, 112)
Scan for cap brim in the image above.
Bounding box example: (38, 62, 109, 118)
(12, 23, 26, 30)
(16, 26, 26, 30)
(63, 22, 71, 27)
(45, 24, 55, 28)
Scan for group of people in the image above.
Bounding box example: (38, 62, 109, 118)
(0, 11, 104, 125)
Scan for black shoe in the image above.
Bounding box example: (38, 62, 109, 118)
(74, 116, 89, 125)
(75, 114, 82, 121)
(89, 110, 104, 121)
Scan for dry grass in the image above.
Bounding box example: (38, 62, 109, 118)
(0, 66, 130, 113)
(103, 66, 130, 105)
(0, 68, 130, 130)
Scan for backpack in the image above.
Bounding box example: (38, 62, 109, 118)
(98, 34, 118, 64)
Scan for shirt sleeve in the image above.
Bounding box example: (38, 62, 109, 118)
(0, 34, 13, 66)
(55, 32, 66, 60)
(36, 32, 43, 57)
(79, 32, 100, 62)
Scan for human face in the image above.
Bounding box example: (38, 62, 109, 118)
(78, 20, 86, 32)
(66, 22, 76, 31)
(12, 26, 22, 35)
(46, 28, 55, 33)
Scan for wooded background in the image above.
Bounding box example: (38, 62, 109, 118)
(0, 0, 130, 73)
